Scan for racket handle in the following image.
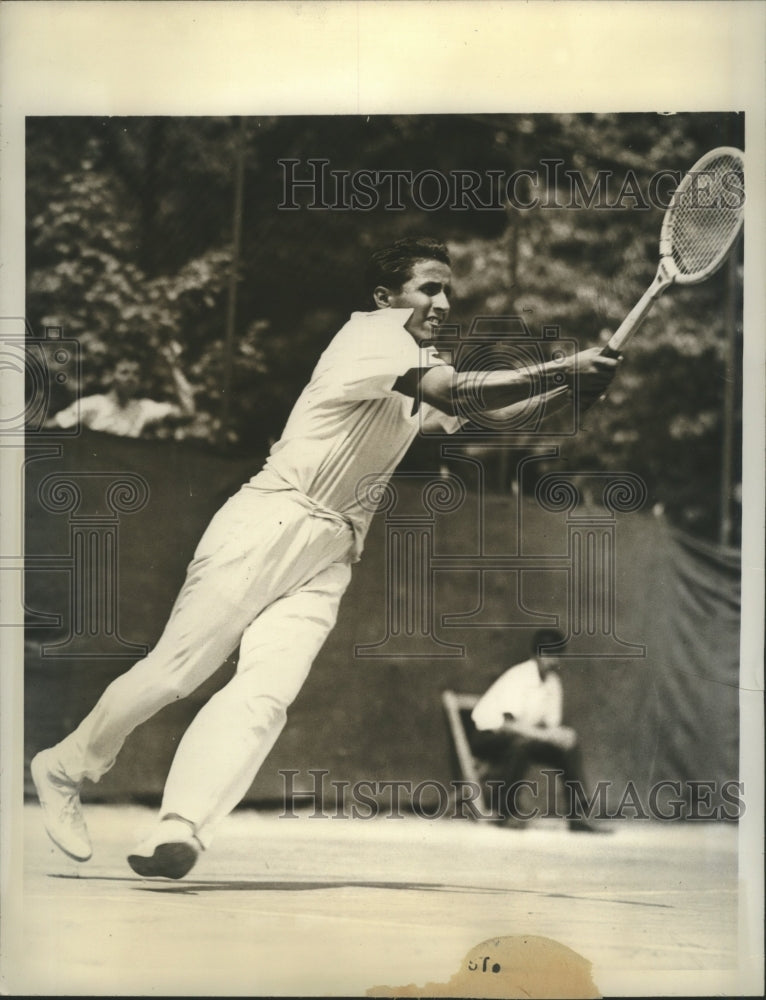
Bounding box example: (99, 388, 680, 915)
(604, 266, 672, 355)
(600, 345, 621, 360)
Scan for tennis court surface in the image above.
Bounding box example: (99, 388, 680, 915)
(7, 803, 753, 996)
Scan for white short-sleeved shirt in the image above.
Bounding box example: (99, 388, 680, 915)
(252, 308, 462, 555)
(53, 394, 177, 438)
(471, 659, 564, 732)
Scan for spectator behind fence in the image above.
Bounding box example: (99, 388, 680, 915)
(46, 341, 195, 438)
(471, 628, 611, 832)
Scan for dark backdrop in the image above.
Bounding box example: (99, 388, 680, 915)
(24, 432, 740, 817)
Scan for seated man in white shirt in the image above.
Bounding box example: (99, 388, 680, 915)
(471, 629, 607, 832)
(47, 342, 195, 438)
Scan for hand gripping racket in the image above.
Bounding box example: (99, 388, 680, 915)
(601, 146, 745, 359)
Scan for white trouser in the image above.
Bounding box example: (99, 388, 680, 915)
(55, 485, 354, 845)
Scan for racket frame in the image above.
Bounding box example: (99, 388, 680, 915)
(604, 146, 744, 356)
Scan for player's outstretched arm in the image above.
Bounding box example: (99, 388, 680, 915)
(414, 347, 618, 417)
(485, 384, 572, 426)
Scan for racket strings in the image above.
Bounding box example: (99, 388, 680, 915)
(668, 153, 744, 278)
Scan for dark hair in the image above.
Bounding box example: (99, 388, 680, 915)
(366, 237, 450, 295)
(532, 628, 566, 656)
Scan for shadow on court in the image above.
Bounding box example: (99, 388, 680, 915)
(48, 871, 674, 908)
(8, 803, 743, 997)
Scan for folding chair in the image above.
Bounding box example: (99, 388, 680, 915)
(441, 690, 483, 783)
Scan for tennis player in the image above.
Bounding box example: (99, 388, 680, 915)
(32, 236, 618, 878)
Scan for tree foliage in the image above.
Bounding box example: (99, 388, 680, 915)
(26, 113, 743, 540)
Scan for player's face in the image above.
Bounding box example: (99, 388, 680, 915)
(381, 259, 452, 343)
(112, 361, 141, 399)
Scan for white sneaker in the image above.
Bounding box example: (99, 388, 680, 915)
(127, 817, 203, 879)
(30, 749, 92, 861)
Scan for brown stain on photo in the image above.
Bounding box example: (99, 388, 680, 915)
(367, 934, 601, 999)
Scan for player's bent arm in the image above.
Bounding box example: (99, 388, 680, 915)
(487, 385, 572, 425)
(409, 364, 559, 417)
(159, 340, 196, 419)
(168, 366, 196, 419)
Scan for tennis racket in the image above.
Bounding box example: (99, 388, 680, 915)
(601, 146, 745, 359)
